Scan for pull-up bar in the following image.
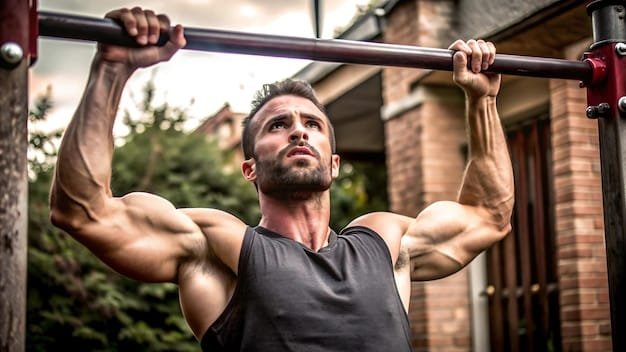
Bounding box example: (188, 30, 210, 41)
(37, 11, 594, 83)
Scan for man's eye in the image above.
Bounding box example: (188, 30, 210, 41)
(306, 121, 321, 129)
(270, 121, 286, 130)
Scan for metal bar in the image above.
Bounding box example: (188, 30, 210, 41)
(37, 10, 593, 82)
(313, 0, 321, 39)
(586, 1, 626, 351)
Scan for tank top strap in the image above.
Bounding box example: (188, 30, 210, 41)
(339, 225, 394, 267)
(200, 226, 256, 350)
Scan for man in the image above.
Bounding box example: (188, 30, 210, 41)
(50, 7, 513, 352)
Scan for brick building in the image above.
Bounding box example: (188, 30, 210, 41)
(293, 0, 611, 351)
(195, 103, 246, 164)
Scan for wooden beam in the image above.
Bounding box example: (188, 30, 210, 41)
(0, 0, 29, 350)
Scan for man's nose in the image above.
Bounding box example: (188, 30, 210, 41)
(289, 122, 309, 144)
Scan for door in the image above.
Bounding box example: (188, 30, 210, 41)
(485, 116, 562, 352)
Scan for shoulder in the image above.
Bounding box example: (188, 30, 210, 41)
(347, 212, 412, 239)
(346, 212, 413, 265)
(180, 208, 247, 229)
(179, 208, 248, 275)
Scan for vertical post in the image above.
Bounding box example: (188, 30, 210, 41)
(0, 0, 30, 351)
(312, 0, 322, 38)
(586, 1, 626, 351)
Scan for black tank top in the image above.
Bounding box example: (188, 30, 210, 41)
(200, 226, 412, 352)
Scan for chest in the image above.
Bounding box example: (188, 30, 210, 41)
(242, 234, 396, 317)
(200, 229, 413, 352)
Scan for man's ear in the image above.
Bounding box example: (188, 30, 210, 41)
(331, 154, 341, 179)
(242, 158, 257, 182)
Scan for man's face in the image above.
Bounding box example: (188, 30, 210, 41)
(242, 95, 340, 196)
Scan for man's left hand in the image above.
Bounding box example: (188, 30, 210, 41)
(449, 39, 501, 99)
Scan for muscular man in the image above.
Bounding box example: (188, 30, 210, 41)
(50, 7, 513, 352)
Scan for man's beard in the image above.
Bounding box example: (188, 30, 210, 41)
(254, 143, 332, 197)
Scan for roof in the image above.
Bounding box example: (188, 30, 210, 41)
(292, 0, 397, 84)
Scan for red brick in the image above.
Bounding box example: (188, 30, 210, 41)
(581, 338, 612, 351)
(559, 246, 593, 260)
(599, 322, 611, 335)
(562, 307, 610, 321)
(577, 277, 610, 290)
(596, 291, 610, 304)
(561, 322, 600, 337)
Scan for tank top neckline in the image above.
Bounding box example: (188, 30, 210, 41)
(253, 225, 338, 253)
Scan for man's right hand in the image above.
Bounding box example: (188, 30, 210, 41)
(98, 7, 186, 70)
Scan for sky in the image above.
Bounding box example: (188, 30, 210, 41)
(31, 0, 373, 134)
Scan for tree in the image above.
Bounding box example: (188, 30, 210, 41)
(112, 79, 260, 223)
(330, 161, 388, 230)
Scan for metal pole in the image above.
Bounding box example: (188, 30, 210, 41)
(313, 0, 322, 39)
(586, 1, 626, 351)
(0, 0, 30, 351)
(37, 10, 593, 82)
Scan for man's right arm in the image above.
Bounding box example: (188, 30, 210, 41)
(50, 8, 244, 283)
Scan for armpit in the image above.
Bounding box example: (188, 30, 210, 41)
(394, 245, 410, 271)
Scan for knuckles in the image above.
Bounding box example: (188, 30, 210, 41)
(107, 7, 170, 31)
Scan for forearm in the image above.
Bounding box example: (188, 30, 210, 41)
(458, 95, 514, 228)
(51, 57, 134, 225)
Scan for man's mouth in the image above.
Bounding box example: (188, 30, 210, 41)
(287, 146, 315, 158)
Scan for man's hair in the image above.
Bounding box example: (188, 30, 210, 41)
(241, 79, 336, 160)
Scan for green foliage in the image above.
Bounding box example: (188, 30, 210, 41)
(111, 81, 260, 223)
(28, 85, 62, 178)
(330, 161, 388, 231)
(26, 79, 387, 351)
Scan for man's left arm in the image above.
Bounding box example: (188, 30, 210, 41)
(403, 39, 514, 281)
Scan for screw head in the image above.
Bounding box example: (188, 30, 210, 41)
(586, 103, 611, 119)
(586, 106, 599, 119)
(0, 42, 23, 65)
(597, 102, 611, 115)
(619, 97, 626, 113)
(616, 42, 626, 56)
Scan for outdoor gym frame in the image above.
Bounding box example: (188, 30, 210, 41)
(1, 0, 624, 351)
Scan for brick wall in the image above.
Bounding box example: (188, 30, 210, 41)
(415, 0, 455, 47)
(549, 77, 612, 351)
(383, 0, 421, 105)
(384, 91, 469, 351)
(382, 0, 455, 104)
(385, 107, 423, 214)
(420, 102, 466, 204)
(383, 1, 470, 351)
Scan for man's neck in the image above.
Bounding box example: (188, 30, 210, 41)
(257, 191, 331, 252)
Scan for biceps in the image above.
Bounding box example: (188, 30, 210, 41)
(405, 201, 505, 279)
(407, 201, 469, 246)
